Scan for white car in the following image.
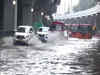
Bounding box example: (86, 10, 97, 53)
(37, 27, 49, 42)
(13, 25, 33, 45)
(37, 27, 49, 35)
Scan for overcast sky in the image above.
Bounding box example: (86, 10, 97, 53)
(56, 0, 79, 14)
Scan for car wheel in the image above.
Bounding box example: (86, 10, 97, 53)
(13, 40, 16, 45)
(41, 39, 47, 43)
(25, 40, 29, 46)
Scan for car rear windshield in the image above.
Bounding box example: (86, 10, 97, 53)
(17, 27, 25, 32)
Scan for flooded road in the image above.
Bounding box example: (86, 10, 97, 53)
(0, 32, 100, 75)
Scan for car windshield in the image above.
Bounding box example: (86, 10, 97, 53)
(38, 27, 49, 32)
(79, 26, 89, 31)
(70, 25, 92, 33)
(17, 27, 25, 33)
(71, 26, 78, 32)
(79, 26, 92, 32)
(38, 28, 42, 32)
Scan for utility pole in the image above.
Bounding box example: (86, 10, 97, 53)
(13, 0, 17, 31)
(68, 0, 73, 13)
(66, 1, 69, 13)
(70, 0, 73, 13)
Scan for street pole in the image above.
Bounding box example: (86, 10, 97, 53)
(13, 0, 17, 31)
(70, 0, 73, 13)
(68, 0, 73, 13)
(41, 12, 44, 27)
(31, 0, 34, 26)
(68, 0, 70, 13)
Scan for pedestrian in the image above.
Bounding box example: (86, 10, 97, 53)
(64, 30, 69, 40)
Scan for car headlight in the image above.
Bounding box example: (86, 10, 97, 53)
(26, 35, 29, 38)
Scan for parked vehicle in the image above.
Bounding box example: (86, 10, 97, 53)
(13, 25, 33, 45)
(37, 27, 49, 43)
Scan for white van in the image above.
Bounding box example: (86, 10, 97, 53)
(13, 25, 33, 45)
(37, 27, 49, 42)
(37, 27, 49, 35)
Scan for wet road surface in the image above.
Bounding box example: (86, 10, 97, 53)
(0, 32, 100, 75)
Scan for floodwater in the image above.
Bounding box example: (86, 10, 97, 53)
(0, 32, 100, 75)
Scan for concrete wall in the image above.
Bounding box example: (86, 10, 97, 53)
(96, 13, 100, 30)
(3, 0, 14, 32)
(22, 0, 33, 25)
(0, 0, 4, 30)
(3, 0, 33, 32)
(22, 5, 33, 25)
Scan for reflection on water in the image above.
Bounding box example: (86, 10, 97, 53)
(88, 41, 100, 75)
(51, 38, 100, 75)
(0, 37, 100, 75)
(75, 41, 100, 75)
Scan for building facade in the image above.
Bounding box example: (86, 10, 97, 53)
(0, 0, 33, 35)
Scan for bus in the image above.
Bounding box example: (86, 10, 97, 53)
(65, 24, 96, 39)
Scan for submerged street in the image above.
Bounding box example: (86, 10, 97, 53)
(0, 32, 100, 75)
(0, 0, 100, 75)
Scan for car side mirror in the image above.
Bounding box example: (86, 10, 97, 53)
(29, 31, 32, 33)
(14, 30, 17, 32)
